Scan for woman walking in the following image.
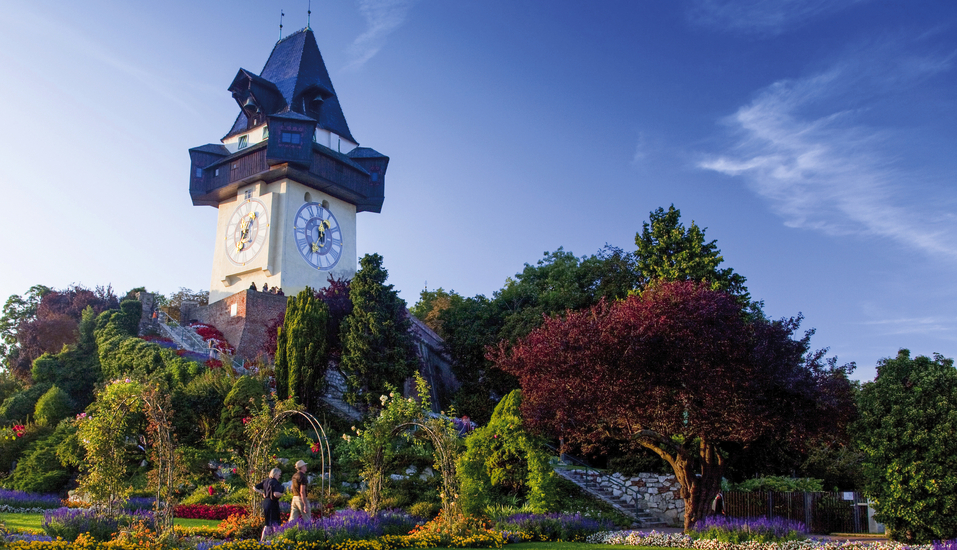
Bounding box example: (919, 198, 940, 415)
(254, 467, 285, 540)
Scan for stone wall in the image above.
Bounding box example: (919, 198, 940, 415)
(185, 289, 288, 360)
(578, 471, 685, 526)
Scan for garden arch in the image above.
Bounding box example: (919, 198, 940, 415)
(79, 382, 178, 533)
(367, 419, 460, 518)
(245, 409, 332, 519)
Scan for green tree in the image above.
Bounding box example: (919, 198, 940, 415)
(457, 390, 559, 516)
(635, 205, 750, 303)
(7, 421, 76, 492)
(34, 385, 74, 427)
(214, 375, 265, 453)
(340, 254, 419, 406)
(440, 245, 639, 423)
(410, 287, 463, 338)
(274, 288, 330, 413)
(853, 349, 957, 543)
(0, 285, 51, 377)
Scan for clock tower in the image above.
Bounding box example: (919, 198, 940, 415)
(188, 28, 388, 304)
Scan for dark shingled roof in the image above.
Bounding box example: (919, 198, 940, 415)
(226, 28, 356, 144)
(347, 147, 387, 159)
(270, 111, 316, 122)
(190, 144, 230, 155)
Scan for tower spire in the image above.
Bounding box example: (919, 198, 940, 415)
(279, 10, 285, 41)
(307, 0, 312, 29)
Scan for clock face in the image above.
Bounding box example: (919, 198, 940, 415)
(293, 202, 343, 270)
(224, 198, 269, 266)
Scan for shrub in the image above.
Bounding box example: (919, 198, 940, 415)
(457, 389, 560, 516)
(726, 476, 823, 493)
(174, 503, 248, 520)
(33, 385, 74, 427)
(6, 423, 75, 493)
(0, 383, 52, 422)
(409, 501, 439, 520)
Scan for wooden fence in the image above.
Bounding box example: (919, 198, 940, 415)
(724, 491, 872, 534)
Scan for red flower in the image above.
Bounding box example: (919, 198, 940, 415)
(310, 442, 321, 454)
(13, 424, 26, 438)
(207, 485, 215, 496)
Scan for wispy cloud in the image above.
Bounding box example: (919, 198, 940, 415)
(699, 38, 957, 259)
(860, 317, 957, 338)
(346, 0, 416, 70)
(688, 0, 865, 35)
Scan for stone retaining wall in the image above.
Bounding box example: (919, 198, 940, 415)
(580, 471, 684, 525)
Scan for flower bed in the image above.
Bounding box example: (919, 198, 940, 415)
(0, 490, 62, 510)
(175, 504, 248, 520)
(693, 516, 808, 543)
(586, 529, 957, 550)
(270, 509, 420, 544)
(493, 512, 614, 542)
(189, 323, 236, 354)
(41, 507, 155, 542)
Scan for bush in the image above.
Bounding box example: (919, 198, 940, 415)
(726, 476, 824, 492)
(0, 383, 52, 422)
(33, 386, 74, 427)
(853, 350, 957, 543)
(6, 423, 75, 493)
(409, 501, 438, 520)
(174, 503, 247, 520)
(457, 389, 560, 516)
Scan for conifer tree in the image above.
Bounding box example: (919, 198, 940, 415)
(340, 254, 419, 406)
(274, 288, 329, 413)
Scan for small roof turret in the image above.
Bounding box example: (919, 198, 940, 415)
(225, 28, 356, 144)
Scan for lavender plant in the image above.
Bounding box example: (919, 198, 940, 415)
(494, 512, 614, 542)
(0, 489, 62, 510)
(269, 509, 419, 544)
(41, 507, 155, 542)
(692, 515, 808, 542)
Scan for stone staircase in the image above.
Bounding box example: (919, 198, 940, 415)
(556, 468, 670, 528)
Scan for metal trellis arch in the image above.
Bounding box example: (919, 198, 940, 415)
(246, 409, 332, 519)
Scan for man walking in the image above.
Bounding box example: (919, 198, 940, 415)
(288, 459, 311, 523)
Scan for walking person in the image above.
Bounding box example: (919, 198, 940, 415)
(254, 467, 284, 540)
(712, 491, 725, 516)
(288, 460, 311, 523)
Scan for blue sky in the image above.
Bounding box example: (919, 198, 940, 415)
(1, 1, 955, 382)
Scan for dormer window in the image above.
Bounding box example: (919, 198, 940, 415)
(281, 132, 301, 145)
(238, 135, 249, 149)
(262, 126, 269, 141)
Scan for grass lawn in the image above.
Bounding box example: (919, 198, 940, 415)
(0, 512, 220, 533)
(0, 513, 42, 532)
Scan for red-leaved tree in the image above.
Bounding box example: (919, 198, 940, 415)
(492, 280, 854, 531)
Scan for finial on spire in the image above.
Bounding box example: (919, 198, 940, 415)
(279, 10, 285, 41)
(307, 0, 312, 29)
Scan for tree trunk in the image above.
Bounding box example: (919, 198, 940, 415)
(636, 432, 725, 532)
(680, 440, 724, 532)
